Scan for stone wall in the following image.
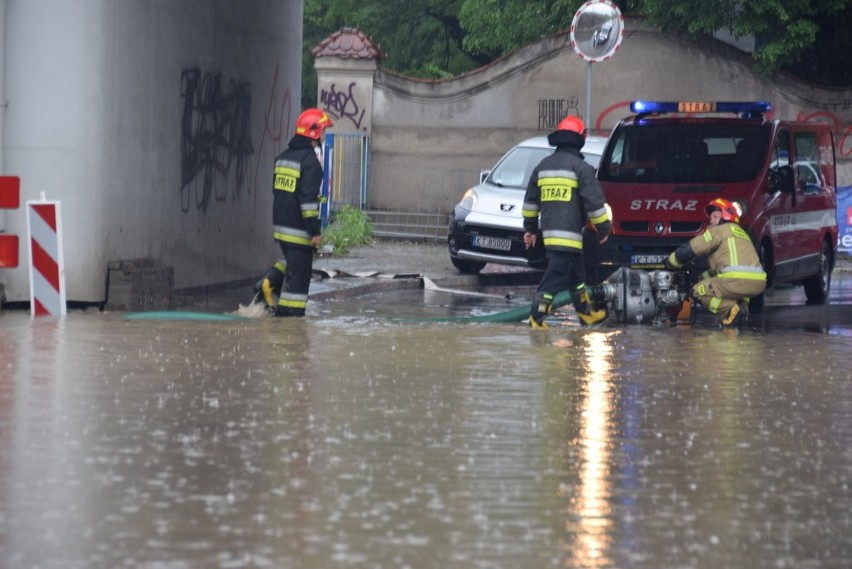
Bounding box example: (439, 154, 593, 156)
(316, 19, 852, 215)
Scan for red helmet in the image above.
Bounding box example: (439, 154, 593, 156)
(555, 115, 587, 137)
(295, 108, 333, 140)
(705, 197, 741, 224)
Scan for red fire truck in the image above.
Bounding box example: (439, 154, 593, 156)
(585, 101, 838, 310)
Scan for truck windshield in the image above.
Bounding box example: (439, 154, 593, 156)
(598, 123, 771, 184)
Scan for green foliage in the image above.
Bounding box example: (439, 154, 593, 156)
(630, 0, 851, 80)
(459, 0, 582, 55)
(302, 0, 852, 106)
(303, 0, 480, 105)
(321, 206, 374, 255)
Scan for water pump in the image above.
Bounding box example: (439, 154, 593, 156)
(589, 267, 692, 325)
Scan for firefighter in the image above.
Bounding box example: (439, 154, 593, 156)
(522, 115, 612, 328)
(666, 197, 766, 327)
(258, 108, 333, 317)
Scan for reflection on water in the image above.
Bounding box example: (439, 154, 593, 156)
(1, 302, 851, 568)
(560, 331, 617, 568)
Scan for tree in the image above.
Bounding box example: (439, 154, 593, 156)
(457, 0, 581, 57)
(302, 0, 852, 106)
(303, 0, 482, 105)
(631, 0, 852, 83)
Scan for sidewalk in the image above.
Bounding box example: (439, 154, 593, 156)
(175, 239, 541, 313)
(174, 239, 852, 313)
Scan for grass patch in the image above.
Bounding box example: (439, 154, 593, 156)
(321, 206, 373, 255)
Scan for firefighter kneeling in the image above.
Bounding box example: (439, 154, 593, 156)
(666, 198, 766, 328)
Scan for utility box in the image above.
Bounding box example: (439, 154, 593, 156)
(106, 259, 173, 311)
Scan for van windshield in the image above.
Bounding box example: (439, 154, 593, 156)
(488, 146, 552, 189)
(598, 123, 771, 184)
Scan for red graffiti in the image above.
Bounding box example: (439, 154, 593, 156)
(594, 101, 630, 134)
(254, 61, 293, 204)
(796, 110, 852, 158)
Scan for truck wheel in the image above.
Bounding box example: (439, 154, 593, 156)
(451, 257, 485, 274)
(803, 240, 832, 305)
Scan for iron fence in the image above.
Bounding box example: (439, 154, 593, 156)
(325, 133, 479, 242)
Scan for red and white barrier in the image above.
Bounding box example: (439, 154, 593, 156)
(26, 196, 66, 317)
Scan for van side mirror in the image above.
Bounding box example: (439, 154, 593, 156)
(768, 165, 794, 194)
(479, 170, 491, 184)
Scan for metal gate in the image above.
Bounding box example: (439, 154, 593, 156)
(321, 132, 449, 241)
(322, 133, 369, 223)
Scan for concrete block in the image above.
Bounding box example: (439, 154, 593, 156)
(106, 259, 173, 311)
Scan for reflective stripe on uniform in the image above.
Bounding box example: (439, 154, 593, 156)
(718, 268, 767, 281)
(543, 237, 582, 249)
(537, 169, 578, 202)
(273, 224, 313, 246)
(667, 251, 683, 268)
(542, 229, 583, 242)
(522, 201, 540, 218)
(274, 159, 301, 192)
(588, 205, 610, 225)
(727, 236, 739, 266)
(708, 296, 723, 314)
(278, 292, 308, 309)
(542, 229, 583, 250)
(301, 201, 319, 219)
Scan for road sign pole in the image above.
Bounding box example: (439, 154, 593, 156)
(586, 62, 593, 128)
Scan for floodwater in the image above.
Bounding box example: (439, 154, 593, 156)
(1, 278, 851, 568)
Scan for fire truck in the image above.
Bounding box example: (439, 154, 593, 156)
(584, 101, 838, 311)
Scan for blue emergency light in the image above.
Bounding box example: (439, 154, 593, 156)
(630, 100, 772, 116)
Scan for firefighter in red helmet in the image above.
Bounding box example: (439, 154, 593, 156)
(666, 197, 766, 327)
(257, 108, 333, 317)
(522, 115, 612, 328)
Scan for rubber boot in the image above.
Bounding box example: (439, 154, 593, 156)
(572, 286, 608, 326)
(529, 292, 553, 329)
(721, 300, 747, 328)
(256, 260, 287, 309)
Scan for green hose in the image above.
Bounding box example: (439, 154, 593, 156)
(396, 290, 574, 323)
(125, 311, 247, 321)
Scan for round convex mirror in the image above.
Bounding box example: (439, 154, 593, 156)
(570, 0, 624, 62)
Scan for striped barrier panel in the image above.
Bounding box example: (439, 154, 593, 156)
(26, 197, 66, 316)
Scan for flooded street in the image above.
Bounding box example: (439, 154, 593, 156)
(1, 277, 851, 568)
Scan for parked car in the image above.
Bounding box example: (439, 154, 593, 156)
(592, 23, 613, 47)
(447, 135, 608, 274)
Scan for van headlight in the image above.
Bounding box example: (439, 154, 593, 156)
(459, 189, 478, 211)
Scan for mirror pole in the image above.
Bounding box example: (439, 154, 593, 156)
(586, 62, 593, 130)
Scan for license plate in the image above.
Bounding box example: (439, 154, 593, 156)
(630, 254, 667, 266)
(473, 235, 512, 251)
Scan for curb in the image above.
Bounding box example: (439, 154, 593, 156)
(309, 270, 542, 302)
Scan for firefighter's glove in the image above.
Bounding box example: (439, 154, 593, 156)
(665, 252, 682, 270)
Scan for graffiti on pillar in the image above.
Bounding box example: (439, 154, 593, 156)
(320, 81, 366, 131)
(180, 68, 254, 213)
(538, 97, 580, 129)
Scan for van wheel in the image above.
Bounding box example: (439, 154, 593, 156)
(451, 257, 485, 274)
(803, 240, 832, 305)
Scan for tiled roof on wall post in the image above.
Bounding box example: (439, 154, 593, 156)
(311, 27, 386, 60)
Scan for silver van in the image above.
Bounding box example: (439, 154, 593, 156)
(447, 135, 607, 273)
